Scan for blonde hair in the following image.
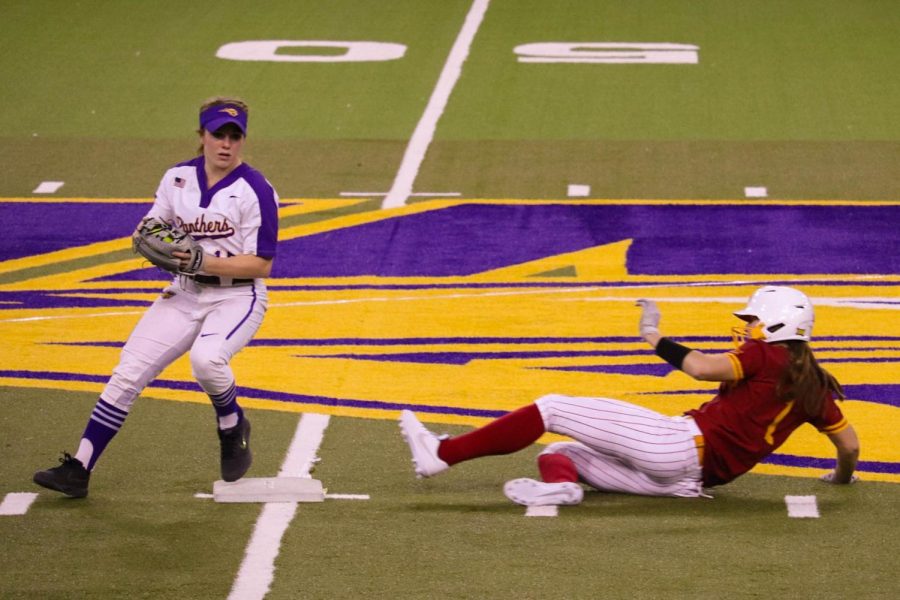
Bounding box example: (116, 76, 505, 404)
(196, 96, 250, 154)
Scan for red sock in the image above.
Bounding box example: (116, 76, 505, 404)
(537, 453, 578, 483)
(437, 403, 545, 466)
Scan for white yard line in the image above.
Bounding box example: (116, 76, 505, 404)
(227, 413, 330, 600)
(381, 0, 490, 209)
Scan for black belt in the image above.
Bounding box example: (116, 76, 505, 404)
(193, 274, 254, 287)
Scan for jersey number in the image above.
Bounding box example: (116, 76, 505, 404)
(764, 400, 795, 446)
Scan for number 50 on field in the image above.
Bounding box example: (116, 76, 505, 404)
(217, 41, 699, 64)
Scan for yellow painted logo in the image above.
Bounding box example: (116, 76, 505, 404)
(220, 107, 239, 117)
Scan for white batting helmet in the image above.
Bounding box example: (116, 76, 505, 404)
(733, 286, 814, 343)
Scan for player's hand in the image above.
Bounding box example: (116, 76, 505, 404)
(173, 251, 190, 268)
(173, 249, 204, 274)
(636, 299, 661, 337)
(819, 471, 859, 484)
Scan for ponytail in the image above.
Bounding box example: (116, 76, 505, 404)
(776, 341, 844, 417)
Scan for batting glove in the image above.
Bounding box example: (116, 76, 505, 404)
(636, 299, 661, 337)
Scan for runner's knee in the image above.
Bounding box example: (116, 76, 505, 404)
(534, 393, 573, 427)
(540, 441, 582, 456)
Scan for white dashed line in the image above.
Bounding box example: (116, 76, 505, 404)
(567, 184, 591, 198)
(0, 492, 39, 515)
(744, 186, 768, 198)
(32, 181, 65, 194)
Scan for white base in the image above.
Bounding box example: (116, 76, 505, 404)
(525, 505, 559, 517)
(744, 186, 768, 198)
(785, 495, 819, 518)
(213, 477, 325, 503)
(567, 184, 590, 197)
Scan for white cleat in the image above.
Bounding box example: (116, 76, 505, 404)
(398, 410, 449, 478)
(503, 478, 584, 506)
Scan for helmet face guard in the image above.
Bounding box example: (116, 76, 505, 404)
(731, 321, 766, 347)
(732, 286, 814, 344)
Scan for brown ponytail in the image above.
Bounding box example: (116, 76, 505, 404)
(776, 341, 845, 417)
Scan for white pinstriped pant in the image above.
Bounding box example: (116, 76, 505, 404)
(101, 278, 267, 412)
(535, 394, 704, 497)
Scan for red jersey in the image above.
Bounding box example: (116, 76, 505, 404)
(685, 340, 848, 486)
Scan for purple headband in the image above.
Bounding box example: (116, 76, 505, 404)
(200, 104, 248, 134)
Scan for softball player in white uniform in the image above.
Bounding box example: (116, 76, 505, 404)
(34, 97, 279, 497)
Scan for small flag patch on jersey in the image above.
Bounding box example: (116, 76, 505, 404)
(175, 177, 186, 188)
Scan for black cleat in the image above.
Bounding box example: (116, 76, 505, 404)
(218, 417, 252, 482)
(33, 453, 90, 498)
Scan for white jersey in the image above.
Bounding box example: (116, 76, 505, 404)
(101, 154, 277, 407)
(146, 156, 279, 265)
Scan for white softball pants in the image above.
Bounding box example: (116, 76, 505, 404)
(101, 278, 267, 411)
(535, 394, 704, 497)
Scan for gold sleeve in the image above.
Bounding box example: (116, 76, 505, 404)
(820, 417, 849, 434)
(726, 352, 744, 380)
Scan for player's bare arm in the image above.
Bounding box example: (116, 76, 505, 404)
(823, 425, 860, 484)
(680, 351, 738, 382)
(178, 252, 273, 278)
(636, 299, 738, 382)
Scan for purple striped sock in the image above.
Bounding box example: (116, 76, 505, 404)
(209, 382, 243, 425)
(80, 398, 128, 470)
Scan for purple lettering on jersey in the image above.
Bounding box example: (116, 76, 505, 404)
(175, 213, 236, 239)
